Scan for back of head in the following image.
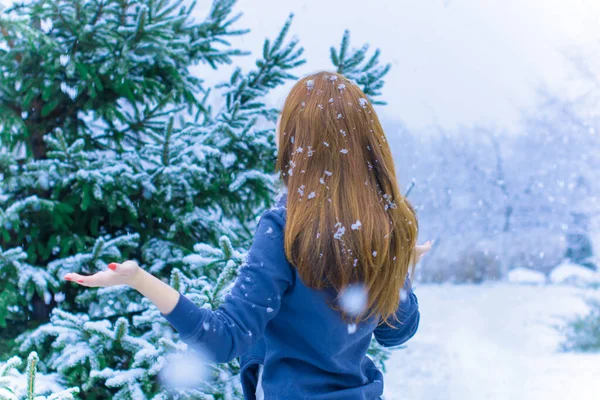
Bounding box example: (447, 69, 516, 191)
(276, 71, 418, 323)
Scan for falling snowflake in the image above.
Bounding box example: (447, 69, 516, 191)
(328, 98, 334, 103)
(160, 351, 209, 389)
(318, 104, 324, 110)
(267, 307, 274, 313)
(306, 80, 314, 90)
(338, 84, 346, 90)
(347, 323, 357, 334)
(329, 75, 338, 82)
(288, 169, 294, 176)
(353, 259, 359, 267)
(337, 113, 343, 119)
(400, 289, 408, 302)
(266, 227, 274, 235)
(296, 147, 303, 153)
(340, 149, 348, 154)
(359, 98, 368, 108)
(319, 178, 326, 184)
(308, 192, 316, 199)
(324, 170, 333, 176)
(323, 141, 329, 147)
(334, 224, 346, 240)
(339, 284, 368, 316)
(298, 185, 305, 196)
(372, 251, 377, 257)
(340, 129, 347, 136)
(351, 220, 362, 230)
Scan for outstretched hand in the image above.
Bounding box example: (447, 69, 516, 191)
(64, 260, 179, 314)
(64, 260, 142, 288)
(413, 240, 433, 265)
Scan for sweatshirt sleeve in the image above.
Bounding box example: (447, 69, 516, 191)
(373, 276, 420, 348)
(161, 209, 293, 363)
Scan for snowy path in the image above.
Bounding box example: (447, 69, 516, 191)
(383, 284, 600, 400)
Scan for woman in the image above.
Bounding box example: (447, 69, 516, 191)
(65, 71, 431, 399)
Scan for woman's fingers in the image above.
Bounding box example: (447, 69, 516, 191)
(64, 272, 99, 287)
(420, 240, 433, 253)
(415, 240, 433, 261)
(64, 270, 118, 287)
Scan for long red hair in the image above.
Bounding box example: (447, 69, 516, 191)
(276, 71, 418, 323)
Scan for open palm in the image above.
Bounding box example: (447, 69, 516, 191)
(64, 260, 141, 288)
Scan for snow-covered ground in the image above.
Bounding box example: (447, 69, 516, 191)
(384, 283, 600, 400)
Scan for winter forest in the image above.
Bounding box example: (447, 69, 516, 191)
(0, 0, 599, 399)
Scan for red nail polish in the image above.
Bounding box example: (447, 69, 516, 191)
(65, 277, 71, 281)
(108, 263, 117, 270)
(77, 279, 84, 283)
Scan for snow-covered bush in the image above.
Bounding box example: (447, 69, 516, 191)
(562, 298, 600, 352)
(550, 261, 600, 287)
(450, 249, 502, 284)
(0, 352, 79, 400)
(419, 239, 501, 284)
(507, 228, 567, 275)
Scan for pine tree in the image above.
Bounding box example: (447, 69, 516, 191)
(1, 1, 393, 398)
(330, 30, 391, 106)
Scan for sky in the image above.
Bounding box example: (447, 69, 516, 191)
(1, 0, 598, 133)
(190, 0, 600, 133)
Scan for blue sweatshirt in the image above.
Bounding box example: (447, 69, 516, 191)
(161, 194, 420, 399)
